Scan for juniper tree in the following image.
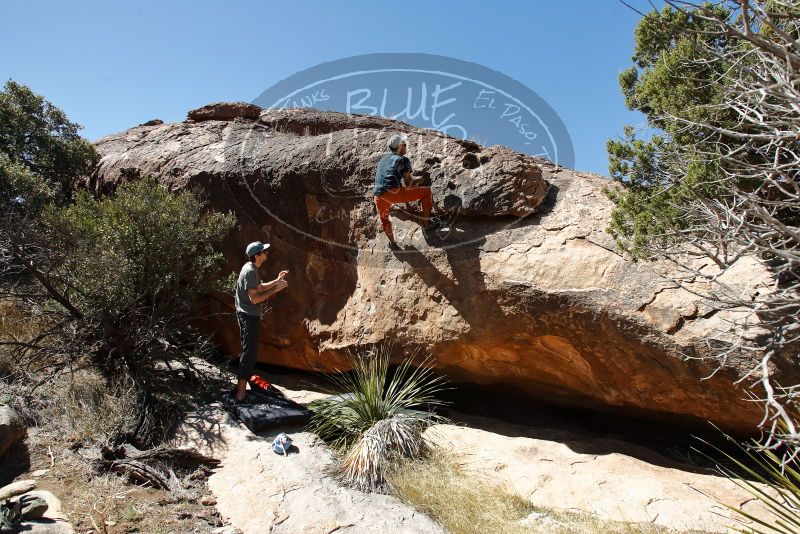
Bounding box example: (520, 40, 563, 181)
(609, 1, 800, 449)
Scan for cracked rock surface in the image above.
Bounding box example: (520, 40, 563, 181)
(171, 372, 772, 534)
(170, 402, 442, 533)
(93, 104, 782, 432)
(427, 414, 772, 533)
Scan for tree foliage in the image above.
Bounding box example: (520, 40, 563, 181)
(606, 3, 733, 256)
(0, 153, 56, 218)
(43, 178, 236, 376)
(608, 0, 800, 449)
(0, 82, 236, 447)
(0, 80, 97, 206)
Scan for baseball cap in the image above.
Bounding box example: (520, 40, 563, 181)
(387, 134, 408, 151)
(246, 241, 270, 257)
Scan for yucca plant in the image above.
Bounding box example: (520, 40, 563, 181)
(696, 427, 800, 534)
(308, 344, 450, 492)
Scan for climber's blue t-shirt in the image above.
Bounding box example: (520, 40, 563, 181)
(373, 153, 412, 195)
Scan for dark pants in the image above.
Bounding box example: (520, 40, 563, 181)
(236, 312, 260, 380)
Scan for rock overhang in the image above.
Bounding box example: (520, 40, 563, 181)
(91, 102, 776, 434)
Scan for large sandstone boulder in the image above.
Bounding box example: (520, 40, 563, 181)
(93, 105, 780, 433)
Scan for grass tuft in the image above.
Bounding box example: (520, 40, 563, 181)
(336, 413, 431, 492)
(389, 452, 691, 534)
(389, 452, 536, 533)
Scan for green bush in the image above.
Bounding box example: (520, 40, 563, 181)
(605, 4, 734, 258)
(2, 176, 235, 446)
(42, 177, 236, 378)
(0, 81, 237, 448)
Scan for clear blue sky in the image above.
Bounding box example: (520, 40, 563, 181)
(1, 0, 657, 175)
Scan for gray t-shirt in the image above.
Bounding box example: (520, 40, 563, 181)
(235, 262, 262, 316)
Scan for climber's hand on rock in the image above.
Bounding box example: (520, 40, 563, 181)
(279, 270, 289, 279)
(275, 278, 288, 292)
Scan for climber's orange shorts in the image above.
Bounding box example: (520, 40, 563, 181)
(374, 186, 433, 236)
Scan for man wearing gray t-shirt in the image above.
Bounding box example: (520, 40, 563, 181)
(234, 240, 288, 402)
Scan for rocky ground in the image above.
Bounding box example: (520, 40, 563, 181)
(0, 477, 72, 533)
(170, 375, 442, 534)
(1, 366, 774, 533)
(427, 418, 765, 532)
(168, 370, 769, 534)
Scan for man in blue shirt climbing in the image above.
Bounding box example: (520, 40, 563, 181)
(374, 134, 440, 246)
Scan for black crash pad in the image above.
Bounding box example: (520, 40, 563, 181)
(220, 386, 312, 434)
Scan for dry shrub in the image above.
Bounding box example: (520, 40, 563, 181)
(1, 298, 136, 446)
(389, 452, 536, 534)
(58, 370, 137, 444)
(0, 299, 52, 381)
(48, 460, 131, 531)
(21, 369, 133, 445)
(335, 414, 430, 492)
(0, 299, 50, 341)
